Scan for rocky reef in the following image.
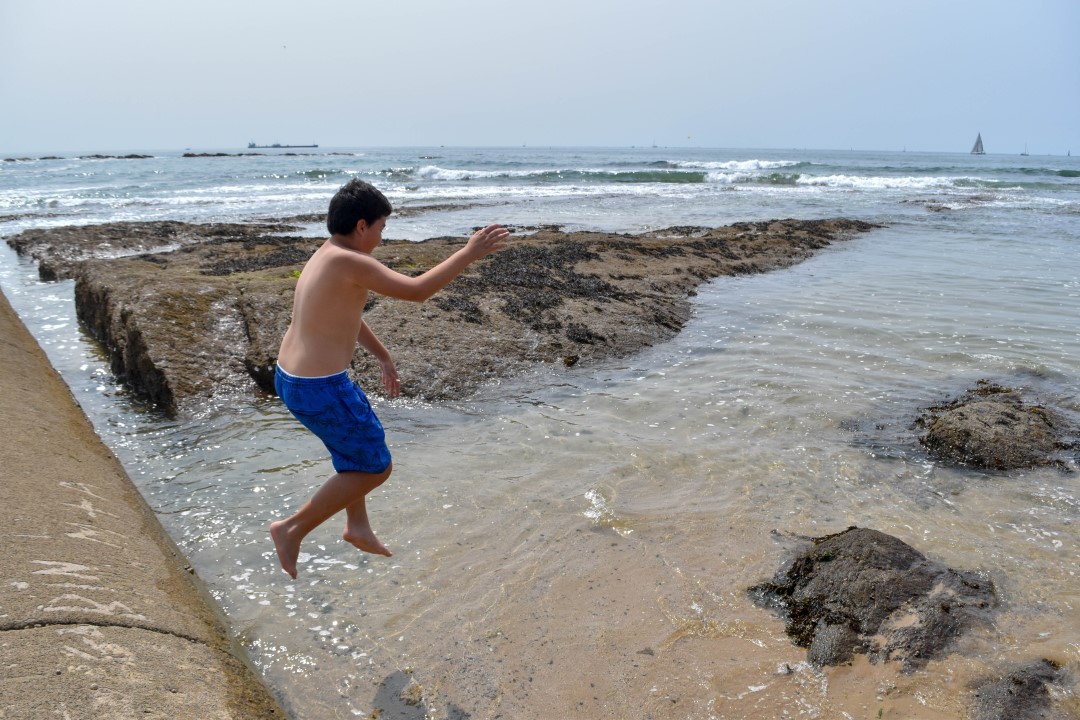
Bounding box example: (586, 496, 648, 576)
(6, 217, 878, 414)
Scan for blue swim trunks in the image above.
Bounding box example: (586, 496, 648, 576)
(275, 366, 392, 474)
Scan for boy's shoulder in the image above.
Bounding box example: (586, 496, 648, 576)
(309, 239, 388, 285)
(319, 238, 379, 265)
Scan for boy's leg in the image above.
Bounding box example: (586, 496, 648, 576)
(270, 464, 392, 579)
(343, 493, 391, 557)
(343, 461, 393, 556)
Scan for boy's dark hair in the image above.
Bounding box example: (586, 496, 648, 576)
(326, 179, 393, 235)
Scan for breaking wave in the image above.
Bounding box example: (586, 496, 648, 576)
(795, 175, 972, 191)
(415, 165, 709, 183)
(669, 159, 805, 171)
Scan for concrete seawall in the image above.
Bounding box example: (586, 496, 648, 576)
(0, 289, 288, 719)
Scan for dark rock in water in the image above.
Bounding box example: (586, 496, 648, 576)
(916, 380, 1079, 471)
(371, 670, 441, 719)
(8, 217, 878, 415)
(183, 152, 269, 158)
(77, 154, 154, 160)
(806, 621, 860, 666)
(748, 526, 996, 671)
(970, 659, 1073, 720)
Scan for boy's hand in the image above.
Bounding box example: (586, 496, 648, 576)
(466, 224, 510, 258)
(379, 357, 400, 399)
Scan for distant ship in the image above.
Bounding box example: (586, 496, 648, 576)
(247, 142, 319, 149)
(970, 133, 985, 155)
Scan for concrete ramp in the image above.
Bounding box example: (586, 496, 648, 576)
(0, 290, 287, 719)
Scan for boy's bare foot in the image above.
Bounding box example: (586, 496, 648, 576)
(343, 523, 393, 557)
(270, 520, 301, 579)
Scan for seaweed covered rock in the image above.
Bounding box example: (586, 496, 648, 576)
(748, 527, 996, 670)
(916, 380, 1079, 471)
(970, 659, 1075, 720)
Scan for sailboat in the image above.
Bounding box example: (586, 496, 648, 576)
(971, 133, 985, 155)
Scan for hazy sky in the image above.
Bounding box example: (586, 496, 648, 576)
(2, 0, 1077, 154)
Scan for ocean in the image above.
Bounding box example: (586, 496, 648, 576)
(2, 146, 1078, 718)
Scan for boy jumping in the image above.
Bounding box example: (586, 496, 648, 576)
(271, 179, 509, 578)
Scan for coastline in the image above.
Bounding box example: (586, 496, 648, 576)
(1, 147, 1077, 718)
(0, 289, 288, 719)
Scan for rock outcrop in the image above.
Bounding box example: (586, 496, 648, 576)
(748, 527, 996, 671)
(7, 218, 879, 415)
(916, 380, 1079, 471)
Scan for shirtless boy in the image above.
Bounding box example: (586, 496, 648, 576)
(270, 179, 508, 578)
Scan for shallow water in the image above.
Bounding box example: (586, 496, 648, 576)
(207, 225, 1078, 718)
(2, 147, 1078, 718)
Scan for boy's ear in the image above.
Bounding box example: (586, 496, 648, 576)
(354, 218, 368, 234)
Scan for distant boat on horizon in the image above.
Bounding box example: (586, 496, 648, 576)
(971, 133, 985, 155)
(1021, 143, 1029, 156)
(248, 141, 319, 149)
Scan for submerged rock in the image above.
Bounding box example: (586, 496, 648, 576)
(8, 217, 878, 414)
(916, 380, 1079, 471)
(748, 526, 996, 671)
(970, 659, 1075, 720)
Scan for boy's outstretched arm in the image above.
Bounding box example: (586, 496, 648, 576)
(359, 224, 509, 303)
(357, 319, 400, 398)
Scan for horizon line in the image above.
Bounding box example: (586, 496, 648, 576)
(4, 144, 1075, 157)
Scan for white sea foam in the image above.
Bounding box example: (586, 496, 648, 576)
(674, 159, 801, 171)
(416, 165, 542, 181)
(705, 172, 756, 184)
(416, 165, 713, 182)
(794, 174, 967, 190)
(386, 182, 681, 205)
